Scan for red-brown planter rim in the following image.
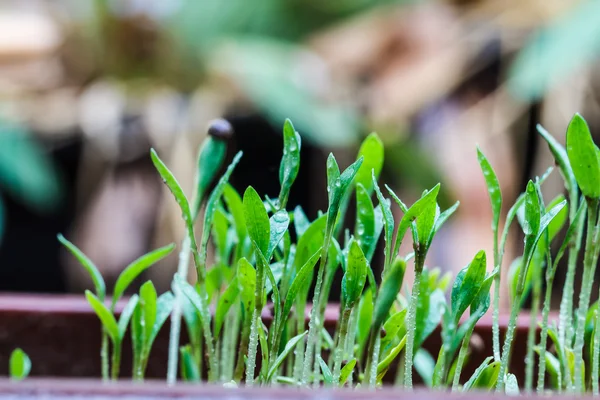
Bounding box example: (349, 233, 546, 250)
(0, 294, 548, 391)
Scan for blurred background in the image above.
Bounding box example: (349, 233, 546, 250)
(1, 0, 599, 311)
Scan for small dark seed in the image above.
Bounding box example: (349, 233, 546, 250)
(207, 118, 234, 140)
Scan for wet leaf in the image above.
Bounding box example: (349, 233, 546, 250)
(268, 210, 290, 258)
(223, 184, 247, 245)
(372, 173, 394, 272)
(215, 277, 241, 338)
(179, 345, 200, 382)
(339, 358, 357, 386)
(537, 124, 577, 201)
(118, 294, 139, 340)
(267, 331, 307, 380)
(477, 147, 502, 244)
(451, 250, 486, 323)
(58, 234, 106, 300)
(464, 357, 499, 391)
(318, 355, 333, 385)
(112, 244, 175, 309)
(149, 292, 174, 348)
(355, 133, 384, 193)
(293, 206, 310, 237)
(86, 290, 119, 343)
(355, 183, 375, 257)
(192, 137, 227, 219)
(278, 119, 301, 209)
(373, 259, 406, 328)
(282, 248, 321, 324)
(523, 181, 541, 236)
(566, 113, 600, 199)
(505, 373, 520, 395)
(243, 186, 270, 257)
(342, 241, 368, 309)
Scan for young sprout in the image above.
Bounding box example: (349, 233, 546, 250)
(9, 348, 31, 381)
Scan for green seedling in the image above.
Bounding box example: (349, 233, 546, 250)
(9, 348, 31, 381)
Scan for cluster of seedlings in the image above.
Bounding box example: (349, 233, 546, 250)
(52, 113, 600, 394)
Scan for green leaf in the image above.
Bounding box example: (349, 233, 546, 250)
(179, 345, 201, 382)
(505, 373, 520, 395)
(427, 201, 459, 250)
(215, 277, 240, 338)
(415, 287, 446, 350)
(212, 208, 230, 262)
(85, 290, 119, 343)
(372, 173, 395, 272)
(377, 335, 407, 382)
(413, 348, 436, 388)
(318, 355, 333, 385)
(451, 250, 486, 323)
(373, 259, 406, 328)
(149, 292, 174, 349)
(174, 275, 212, 334)
(151, 148, 194, 226)
(243, 186, 270, 257)
(139, 281, 157, 343)
(477, 147, 502, 244)
(237, 258, 256, 314)
(523, 181, 541, 236)
(382, 309, 407, 348)
(112, 244, 175, 309)
(357, 289, 374, 355)
(293, 206, 310, 237)
(9, 348, 31, 381)
(268, 210, 289, 258)
(355, 183, 376, 258)
(118, 294, 139, 340)
(192, 137, 227, 219)
(278, 119, 301, 209)
(294, 214, 327, 272)
(463, 357, 498, 391)
(537, 124, 578, 201)
(57, 234, 106, 300)
(566, 113, 600, 199)
(342, 241, 368, 308)
(199, 151, 244, 271)
(388, 184, 440, 260)
(546, 195, 568, 241)
(355, 133, 385, 193)
(223, 184, 247, 244)
(267, 331, 307, 380)
(326, 154, 364, 223)
(339, 358, 357, 386)
(282, 248, 321, 323)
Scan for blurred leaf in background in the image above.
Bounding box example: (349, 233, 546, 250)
(509, 0, 600, 101)
(0, 120, 62, 242)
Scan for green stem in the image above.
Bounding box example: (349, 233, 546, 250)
(593, 309, 600, 395)
(525, 265, 542, 392)
(452, 325, 474, 392)
(537, 272, 554, 394)
(233, 314, 251, 382)
(245, 310, 260, 386)
(293, 305, 306, 384)
(573, 199, 599, 393)
(167, 235, 191, 384)
(333, 308, 352, 384)
(492, 225, 501, 363)
(101, 330, 109, 381)
(496, 236, 536, 392)
(221, 304, 240, 382)
(301, 234, 332, 386)
(369, 335, 381, 389)
(403, 263, 423, 389)
(111, 341, 122, 380)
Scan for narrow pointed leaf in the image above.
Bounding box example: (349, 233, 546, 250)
(267, 331, 307, 380)
(58, 234, 106, 299)
(112, 244, 175, 308)
(278, 119, 301, 209)
(86, 290, 119, 342)
(243, 186, 270, 257)
(118, 294, 139, 340)
(566, 114, 600, 199)
(355, 133, 384, 193)
(192, 137, 227, 219)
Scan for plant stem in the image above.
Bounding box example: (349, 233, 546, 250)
(301, 233, 332, 386)
(167, 235, 191, 384)
(537, 269, 554, 393)
(245, 310, 260, 386)
(525, 264, 542, 392)
(369, 335, 381, 389)
(573, 199, 599, 393)
(111, 341, 122, 380)
(333, 308, 352, 384)
(452, 325, 474, 392)
(293, 306, 306, 384)
(492, 224, 501, 363)
(101, 330, 109, 381)
(593, 309, 600, 395)
(403, 261, 423, 389)
(496, 237, 536, 392)
(233, 314, 251, 382)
